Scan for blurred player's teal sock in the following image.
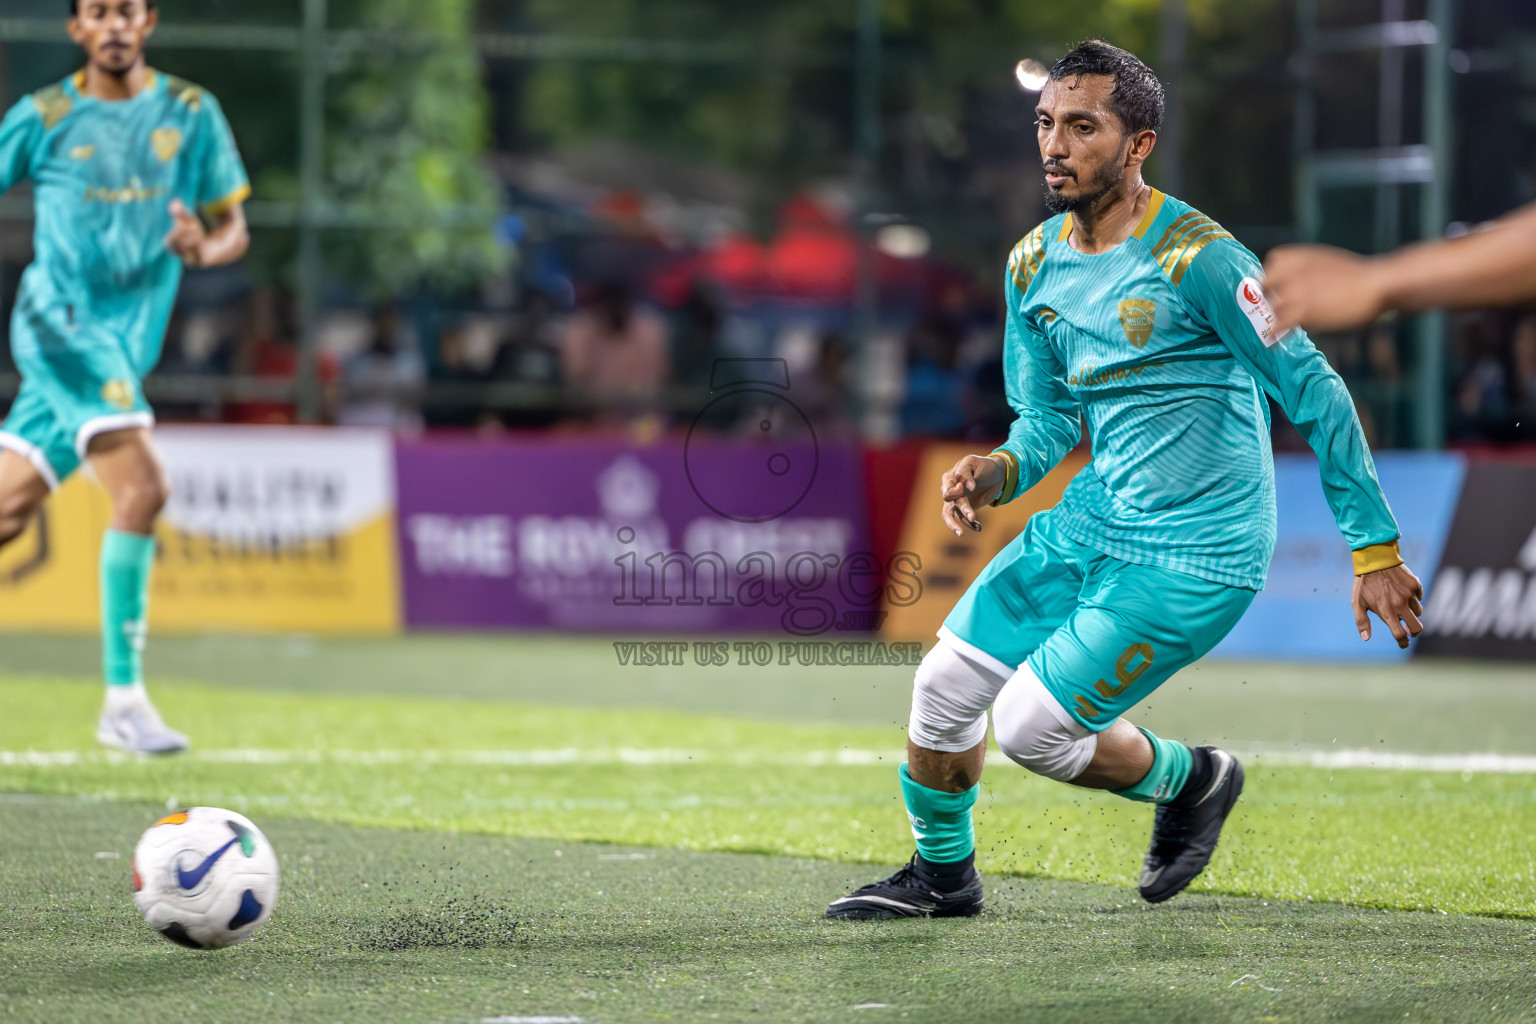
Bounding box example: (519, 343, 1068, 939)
(101, 530, 155, 688)
(1112, 727, 1193, 804)
(898, 762, 977, 865)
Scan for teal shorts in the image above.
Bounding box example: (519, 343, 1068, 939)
(0, 313, 154, 489)
(942, 509, 1256, 732)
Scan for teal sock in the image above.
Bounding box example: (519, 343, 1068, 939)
(1112, 727, 1193, 804)
(898, 762, 978, 864)
(100, 530, 156, 688)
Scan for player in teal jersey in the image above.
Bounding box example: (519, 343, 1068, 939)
(0, 0, 250, 753)
(828, 41, 1427, 920)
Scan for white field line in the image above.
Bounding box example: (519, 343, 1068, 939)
(3, 746, 1536, 773)
(0, 748, 894, 768)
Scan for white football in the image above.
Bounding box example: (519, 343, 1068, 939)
(132, 807, 280, 949)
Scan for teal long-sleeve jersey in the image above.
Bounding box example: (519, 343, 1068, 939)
(990, 190, 1401, 591)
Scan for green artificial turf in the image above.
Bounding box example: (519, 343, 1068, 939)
(3, 674, 1534, 917)
(4, 795, 1535, 1024)
(6, 634, 1536, 1024)
(4, 631, 1534, 753)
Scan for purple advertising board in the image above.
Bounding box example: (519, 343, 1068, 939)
(395, 436, 874, 633)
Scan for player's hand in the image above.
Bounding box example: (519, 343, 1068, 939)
(164, 199, 209, 267)
(1263, 244, 1393, 336)
(1352, 563, 1425, 649)
(940, 454, 1005, 538)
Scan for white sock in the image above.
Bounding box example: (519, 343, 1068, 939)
(104, 681, 149, 712)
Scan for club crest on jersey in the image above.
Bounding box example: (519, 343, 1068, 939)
(102, 379, 135, 411)
(152, 128, 182, 162)
(1117, 298, 1156, 348)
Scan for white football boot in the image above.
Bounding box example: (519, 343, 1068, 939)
(96, 683, 189, 755)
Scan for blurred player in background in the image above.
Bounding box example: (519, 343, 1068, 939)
(1264, 200, 1536, 332)
(828, 41, 1423, 920)
(0, 0, 249, 753)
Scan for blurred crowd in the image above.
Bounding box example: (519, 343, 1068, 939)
(1446, 308, 1536, 444)
(1299, 310, 1536, 450)
(2, 185, 1534, 450)
(122, 271, 1015, 446)
(0, 189, 1027, 446)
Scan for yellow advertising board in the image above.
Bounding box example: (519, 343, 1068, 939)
(880, 444, 1090, 644)
(0, 426, 401, 634)
(0, 470, 112, 632)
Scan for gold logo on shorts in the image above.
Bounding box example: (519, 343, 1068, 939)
(70, 145, 95, 161)
(101, 380, 135, 411)
(1118, 298, 1156, 349)
(152, 127, 182, 162)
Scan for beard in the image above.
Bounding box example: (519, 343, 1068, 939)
(1042, 157, 1127, 215)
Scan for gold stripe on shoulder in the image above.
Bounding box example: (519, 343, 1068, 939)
(1013, 226, 1042, 291)
(1026, 225, 1046, 276)
(1008, 238, 1030, 292)
(1158, 220, 1225, 271)
(1009, 220, 1058, 295)
(1132, 189, 1166, 239)
(1006, 237, 1027, 271)
(1149, 211, 1204, 256)
(1151, 212, 1213, 255)
(1156, 224, 1225, 276)
(32, 84, 73, 131)
(1151, 212, 1214, 261)
(1018, 236, 1038, 289)
(1167, 229, 1234, 284)
(1057, 215, 1073, 241)
(165, 75, 204, 110)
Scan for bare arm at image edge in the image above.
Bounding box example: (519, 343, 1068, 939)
(1264, 200, 1536, 335)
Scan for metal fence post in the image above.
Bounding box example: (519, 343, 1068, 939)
(854, 0, 882, 435)
(296, 0, 328, 424)
(1415, 0, 1453, 450)
(1160, 0, 1186, 197)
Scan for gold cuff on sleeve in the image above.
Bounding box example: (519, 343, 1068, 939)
(1352, 540, 1404, 575)
(989, 449, 1020, 507)
(199, 183, 251, 219)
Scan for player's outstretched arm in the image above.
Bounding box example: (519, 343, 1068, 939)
(1352, 563, 1425, 649)
(165, 199, 249, 269)
(1264, 199, 1536, 335)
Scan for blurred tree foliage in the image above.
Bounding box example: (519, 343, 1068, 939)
(151, 0, 505, 298)
(321, 0, 506, 297)
(509, 0, 1291, 252)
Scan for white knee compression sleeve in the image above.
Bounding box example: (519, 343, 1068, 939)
(907, 638, 1010, 753)
(991, 665, 1099, 782)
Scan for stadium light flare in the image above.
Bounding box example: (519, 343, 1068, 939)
(875, 224, 931, 259)
(1015, 58, 1048, 92)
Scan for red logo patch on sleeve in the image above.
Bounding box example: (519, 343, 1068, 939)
(1236, 277, 1279, 347)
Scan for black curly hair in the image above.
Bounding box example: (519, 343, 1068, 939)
(1048, 39, 1164, 135)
